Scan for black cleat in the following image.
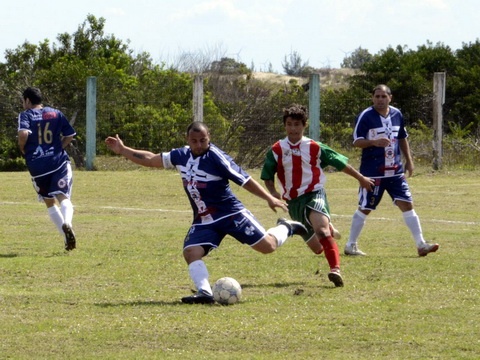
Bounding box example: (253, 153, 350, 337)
(181, 290, 215, 304)
(277, 218, 308, 237)
(328, 270, 344, 287)
(62, 224, 76, 251)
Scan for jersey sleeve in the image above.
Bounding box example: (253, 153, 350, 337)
(260, 148, 277, 181)
(17, 112, 32, 132)
(319, 142, 349, 171)
(162, 151, 174, 169)
(58, 111, 76, 137)
(353, 108, 372, 142)
(210, 145, 250, 186)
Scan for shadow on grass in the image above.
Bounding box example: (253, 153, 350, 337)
(0, 253, 18, 258)
(95, 300, 183, 307)
(241, 281, 306, 288)
(94, 281, 314, 308)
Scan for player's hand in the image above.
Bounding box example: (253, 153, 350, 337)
(267, 197, 288, 213)
(105, 134, 124, 155)
(360, 176, 375, 191)
(374, 137, 391, 147)
(404, 160, 414, 177)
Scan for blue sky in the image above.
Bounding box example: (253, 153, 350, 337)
(2, 0, 479, 72)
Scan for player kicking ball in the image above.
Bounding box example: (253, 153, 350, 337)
(106, 122, 307, 304)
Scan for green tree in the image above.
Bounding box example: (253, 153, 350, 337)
(0, 15, 225, 169)
(282, 51, 309, 76)
(447, 40, 480, 132)
(209, 57, 251, 75)
(341, 47, 373, 69)
(348, 42, 457, 127)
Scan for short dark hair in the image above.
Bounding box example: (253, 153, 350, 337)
(372, 84, 392, 95)
(186, 121, 209, 135)
(23, 87, 43, 105)
(283, 104, 308, 125)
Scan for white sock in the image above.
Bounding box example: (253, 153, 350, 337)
(347, 210, 367, 246)
(60, 198, 74, 227)
(188, 260, 212, 295)
(48, 206, 65, 235)
(403, 210, 425, 247)
(266, 225, 289, 247)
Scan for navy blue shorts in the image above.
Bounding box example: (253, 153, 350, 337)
(31, 162, 73, 200)
(183, 209, 267, 254)
(358, 175, 412, 210)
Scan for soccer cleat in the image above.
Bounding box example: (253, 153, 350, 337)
(344, 243, 367, 256)
(181, 290, 215, 304)
(62, 224, 76, 251)
(417, 243, 439, 257)
(277, 218, 308, 237)
(329, 223, 341, 240)
(328, 269, 344, 287)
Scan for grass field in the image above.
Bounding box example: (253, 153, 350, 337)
(1, 166, 479, 359)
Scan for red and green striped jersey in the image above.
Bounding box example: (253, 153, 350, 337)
(261, 137, 348, 201)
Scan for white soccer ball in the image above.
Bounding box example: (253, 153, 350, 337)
(212, 277, 242, 305)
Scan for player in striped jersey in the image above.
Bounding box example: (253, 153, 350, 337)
(345, 84, 439, 257)
(261, 104, 374, 287)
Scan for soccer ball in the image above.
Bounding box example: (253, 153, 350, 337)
(212, 277, 242, 305)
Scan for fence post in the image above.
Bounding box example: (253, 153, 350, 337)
(432, 72, 445, 170)
(86, 76, 97, 170)
(193, 75, 204, 122)
(308, 73, 320, 141)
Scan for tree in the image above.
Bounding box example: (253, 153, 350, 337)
(209, 57, 250, 75)
(341, 47, 373, 69)
(447, 40, 480, 133)
(0, 15, 224, 168)
(282, 51, 309, 76)
(347, 42, 457, 128)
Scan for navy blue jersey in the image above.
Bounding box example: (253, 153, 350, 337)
(353, 105, 407, 178)
(18, 107, 76, 177)
(162, 143, 250, 224)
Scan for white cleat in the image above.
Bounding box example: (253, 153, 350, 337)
(344, 243, 366, 256)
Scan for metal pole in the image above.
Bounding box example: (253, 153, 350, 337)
(193, 75, 204, 122)
(86, 76, 97, 170)
(308, 74, 320, 141)
(432, 72, 445, 170)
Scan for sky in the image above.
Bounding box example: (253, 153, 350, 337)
(2, 0, 479, 72)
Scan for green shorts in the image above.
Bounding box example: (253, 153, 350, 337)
(287, 189, 331, 242)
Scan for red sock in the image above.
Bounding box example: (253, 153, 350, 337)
(319, 236, 340, 270)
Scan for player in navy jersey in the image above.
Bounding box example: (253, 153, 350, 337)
(17, 87, 77, 251)
(345, 84, 439, 257)
(261, 104, 374, 287)
(105, 122, 307, 304)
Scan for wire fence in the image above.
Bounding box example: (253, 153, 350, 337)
(1, 74, 479, 170)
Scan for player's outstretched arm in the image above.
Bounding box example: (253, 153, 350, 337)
(243, 178, 287, 213)
(263, 179, 282, 200)
(105, 134, 164, 168)
(342, 164, 374, 191)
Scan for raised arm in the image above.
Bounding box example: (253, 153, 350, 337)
(105, 134, 164, 168)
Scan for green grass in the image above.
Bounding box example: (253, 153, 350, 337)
(1, 165, 479, 359)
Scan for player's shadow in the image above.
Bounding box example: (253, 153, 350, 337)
(95, 300, 184, 307)
(0, 253, 18, 258)
(240, 281, 306, 289)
